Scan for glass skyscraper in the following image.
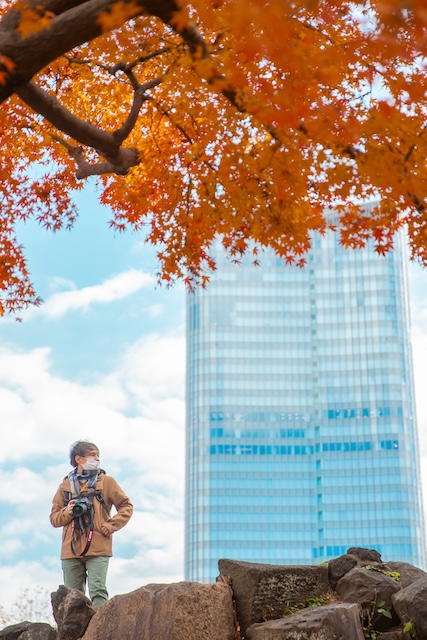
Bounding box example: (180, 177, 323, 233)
(185, 207, 426, 583)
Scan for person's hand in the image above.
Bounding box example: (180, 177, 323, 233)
(66, 500, 76, 515)
(100, 525, 111, 537)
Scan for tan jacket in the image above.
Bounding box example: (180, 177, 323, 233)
(50, 472, 133, 559)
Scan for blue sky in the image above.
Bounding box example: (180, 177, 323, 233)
(0, 186, 426, 617)
(0, 184, 186, 615)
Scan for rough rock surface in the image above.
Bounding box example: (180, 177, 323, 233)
(82, 581, 235, 640)
(0, 622, 56, 640)
(51, 586, 95, 640)
(218, 559, 329, 636)
(245, 603, 364, 640)
(383, 561, 427, 588)
(328, 554, 358, 589)
(392, 576, 427, 640)
(346, 548, 382, 563)
(335, 566, 400, 632)
(377, 631, 411, 640)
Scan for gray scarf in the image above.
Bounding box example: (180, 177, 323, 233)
(68, 467, 99, 498)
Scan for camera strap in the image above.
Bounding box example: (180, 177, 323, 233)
(71, 519, 94, 557)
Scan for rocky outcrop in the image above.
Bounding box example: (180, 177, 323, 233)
(335, 566, 401, 632)
(328, 554, 358, 588)
(0, 547, 426, 640)
(82, 581, 235, 640)
(51, 585, 95, 640)
(377, 632, 411, 640)
(392, 575, 427, 639)
(384, 562, 427, 588)
(218, 559, 329, 636)
(218, 549, 427, 640)
(0, 622, 56, 640)
(245, 603, 364, 640)
(346, 548, 382, 563)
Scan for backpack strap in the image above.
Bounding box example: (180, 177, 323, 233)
(94, 489, 110, 516)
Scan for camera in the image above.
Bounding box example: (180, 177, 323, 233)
(72, 496, 93, 517)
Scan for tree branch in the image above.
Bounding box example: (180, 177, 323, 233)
(112, 75, 163, 145)
(152, 99, 193, 144)
(50, 133, 140, 178)
(0, 0, 151, 102)
(17, 80, 118, 158)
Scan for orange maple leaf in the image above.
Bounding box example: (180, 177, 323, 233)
(17, 5, 55, 38)
(97, 0, 141, 32)
(0, 55, 15, 85)
(0, 55, 15, 72)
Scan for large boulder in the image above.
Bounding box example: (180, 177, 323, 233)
(51, 586, 96, 640)
(218, 558, 329, 636)
(0, 622, 56, 640)
(81, 581, 235, 640)
(392, 576, 427, 640)
(245, 603, 364, 640)
(335, 566, 401, 633)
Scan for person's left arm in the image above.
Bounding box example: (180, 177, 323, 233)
(100, 476, 133, 537)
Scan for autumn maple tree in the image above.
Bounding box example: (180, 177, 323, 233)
(0, 0, 427, 313)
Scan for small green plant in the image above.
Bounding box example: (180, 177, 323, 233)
(282, 592, 337, 618)
(376, 600, 392, 620)
(403, 620, 417, 637)
(306, 595, 334, 607)
(364, 565, 401, 582)
(361, 594, 393, 640)
(282, 601, 305, 617)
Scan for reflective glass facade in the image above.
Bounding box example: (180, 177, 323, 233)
(185, 213, 426, 583)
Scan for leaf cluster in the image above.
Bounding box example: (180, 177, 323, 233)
(1, 0, 427, 311)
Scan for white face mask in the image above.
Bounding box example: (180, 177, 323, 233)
(82, 457, 100, 471)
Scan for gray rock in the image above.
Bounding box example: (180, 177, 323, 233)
(328, 554, 358, 588)
(347, 548, 382, 563)
(218, 559, 329, 636)
(246, 603, 364, 640)
(377, 630, 411, 640)
(336, 566, 401, 633)
(383, 562, 427, 588)
(51, 586, 95, 640)
(392, 576, 427, 640)
(81, 581, 235, 640)
(0, 623, 56, 640)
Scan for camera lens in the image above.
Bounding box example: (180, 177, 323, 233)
(72, 502, 87, 516)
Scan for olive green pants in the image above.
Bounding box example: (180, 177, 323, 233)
(62, 556, 109, 608)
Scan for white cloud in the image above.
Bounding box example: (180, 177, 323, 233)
(31, 269, 154, 319)
(47, 276, 76, 293)
(0, 329, 186, 615)
(117, 331, 185, 405)
(0, 561, 61, 615)
(147, 304, 163, 318)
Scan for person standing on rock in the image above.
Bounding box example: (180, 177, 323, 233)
(50, 440, 133, 608)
